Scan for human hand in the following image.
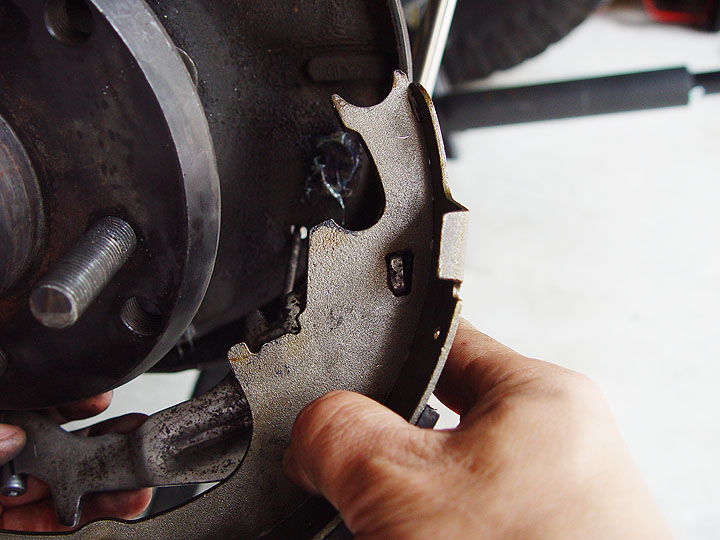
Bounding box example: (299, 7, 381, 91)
(283, 319, 672, 539)
(0, 393, 152, 532)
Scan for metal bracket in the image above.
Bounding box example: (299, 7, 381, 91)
(0, 376, 249, 527)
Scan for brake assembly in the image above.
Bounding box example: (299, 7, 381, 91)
(0, 1, 467, 538)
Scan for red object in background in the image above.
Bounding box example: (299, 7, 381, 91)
(643, 0, 720, 29)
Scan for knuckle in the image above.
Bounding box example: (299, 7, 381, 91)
(291, 391, 357, 453)
(503, 360, 607, 412)
(569, 371, 602, 394)
(555, 369, 605, 402)
(294, 391, 349, 433)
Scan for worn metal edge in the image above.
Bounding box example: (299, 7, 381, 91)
(91, 0, 222, 382)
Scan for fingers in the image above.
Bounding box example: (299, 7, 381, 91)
(3, 415, 147, 510)
(0, 424, 25, 464)
(44, 392, 114, 425)
(435, 318, 548, 415)
(75, 414, 152, 523)
(81, 488, 153, 523)
(83, 413, 148, 436)
(0, 477, 50, 509)
(284, 391, 437, 526)
(0, 498, 63, 532)
(0, 489, 152, 532)
(1, 413, 151, 532)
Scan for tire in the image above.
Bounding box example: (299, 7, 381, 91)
(442, 0, 602, 84)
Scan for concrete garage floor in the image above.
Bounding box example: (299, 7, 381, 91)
(76, 6, 719, 539)
(434, 6, 720, 539)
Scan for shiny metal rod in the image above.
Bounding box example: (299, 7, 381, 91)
(412, 0, 458, 95)
(0, 461, 27, 498)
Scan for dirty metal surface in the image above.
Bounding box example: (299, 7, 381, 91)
(0, 376, 249, 528)
(0, 0, 220, 408)
(222, 71, 436, 537)
(0, 114, 43, 296)
(145, 0, 411, 341)
(0, 72, 467, 539)
(0, 0, 411, 400)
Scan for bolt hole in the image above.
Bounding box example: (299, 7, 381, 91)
(44, 0, 94, 45)
(121, 297, 163, 338)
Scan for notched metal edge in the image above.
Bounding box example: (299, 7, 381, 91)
(388, 81, 469, 426)
(409, 82, 468, 283)
(229, 71, 418, 365)
(331, 70, 409, 122)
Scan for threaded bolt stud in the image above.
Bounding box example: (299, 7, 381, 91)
(30, 216, 137, 329)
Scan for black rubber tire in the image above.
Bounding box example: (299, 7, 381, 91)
(442, 0, 602, 84)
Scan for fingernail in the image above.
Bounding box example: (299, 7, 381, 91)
(0, 424, 21, 443)
(0, 424, 25, 459)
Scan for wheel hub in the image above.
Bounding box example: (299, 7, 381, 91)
(0, 114, 42, 295)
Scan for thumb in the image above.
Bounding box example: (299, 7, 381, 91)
(284, 391, 438, 526)
(0, 424, 26, 464)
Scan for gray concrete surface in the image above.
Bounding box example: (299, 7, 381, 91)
(435, 7, 720, 539)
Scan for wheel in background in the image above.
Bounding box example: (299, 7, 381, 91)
(442, 0, 602, 84)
